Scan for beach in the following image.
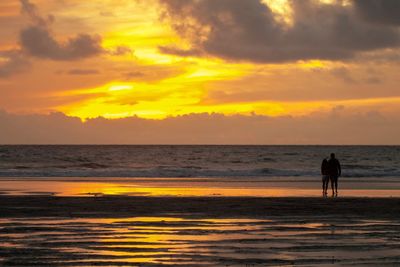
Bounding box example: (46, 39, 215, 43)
(1, 178, 400, 266)
(1, 146, 400, 265)
(2, 0, 400, 262)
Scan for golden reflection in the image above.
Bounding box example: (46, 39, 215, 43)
(95, 217, 264, 264)
(1, 215, 396, 265)
(2, 179, 400, 197)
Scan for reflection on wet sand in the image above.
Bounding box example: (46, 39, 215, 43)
(2, 177, 400, 197)
(1, 217, 400, 266)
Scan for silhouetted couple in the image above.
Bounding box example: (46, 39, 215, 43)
(321, 153, 341, 197)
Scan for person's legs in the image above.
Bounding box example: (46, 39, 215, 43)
(330, 176, 335, 196)
(334, 177, 338, 196)
(324, 176, 329, 195)
(322, 176, 326, 195)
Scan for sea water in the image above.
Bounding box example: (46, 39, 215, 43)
(0, 145, 399, 178)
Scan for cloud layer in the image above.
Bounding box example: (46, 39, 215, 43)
(1, 110, 399, 144)
(160, 0, 400, 63)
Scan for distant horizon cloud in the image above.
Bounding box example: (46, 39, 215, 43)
(0, 109, 399, 145)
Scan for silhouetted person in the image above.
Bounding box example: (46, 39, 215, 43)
(321, 158, 329, 196)
(328, 153, 341, 196)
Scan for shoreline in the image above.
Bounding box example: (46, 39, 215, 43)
(1, 176, 400, 197)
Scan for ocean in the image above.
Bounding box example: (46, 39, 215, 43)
(0, 145, 399, 178)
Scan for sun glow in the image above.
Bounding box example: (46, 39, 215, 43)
(57, 48, 253, 119)
(24, 0, 395, 122)
(56, 62, 250, 120)
(108, 84, 133, 91)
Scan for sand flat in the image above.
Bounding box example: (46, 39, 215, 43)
(1, 177, 400, 266)
(1, 195, 400, 266)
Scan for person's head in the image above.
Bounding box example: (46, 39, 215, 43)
(330, 153, 335, 159)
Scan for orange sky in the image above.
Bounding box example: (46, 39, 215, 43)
(0, 0, 400, 143)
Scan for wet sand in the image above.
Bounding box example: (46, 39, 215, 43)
(1, 178, 400, 266)
(1, 195, 400, 266)
(1, 195, 400, 219)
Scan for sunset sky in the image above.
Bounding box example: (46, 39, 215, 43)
(1, 0, 400, 144)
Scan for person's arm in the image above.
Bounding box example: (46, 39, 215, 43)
(338, 160, 341, 176)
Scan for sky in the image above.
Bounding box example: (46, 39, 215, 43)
(0, 0, 400, 144)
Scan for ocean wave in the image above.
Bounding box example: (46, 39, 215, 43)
(1, 166, 399, 178)
(0, 145, 399, 178)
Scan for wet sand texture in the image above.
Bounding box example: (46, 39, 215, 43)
(1, 196, 400, 218)
(1, 196, 400, 266)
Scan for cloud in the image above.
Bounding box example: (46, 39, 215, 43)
(0, 109, 399, 144)
(120, 64, 187, 82)
(99, 11, 114, 17)
(158, 46, 204, 57)
(0, 50, 30, 78)
(20, 26, 103, 61)
(329, 67, 384, 85)
(330, 67, 356, 84)
(124, 71, 145, 79)
(108, 46, 133, 56)
(19, 0, 103, 61)
(67, 69, 100, 75)
(365, 76, 382, 84)
(20, 0, 53, 27)
(354, 0, 400, 26)
(159, 0, 400, 63)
